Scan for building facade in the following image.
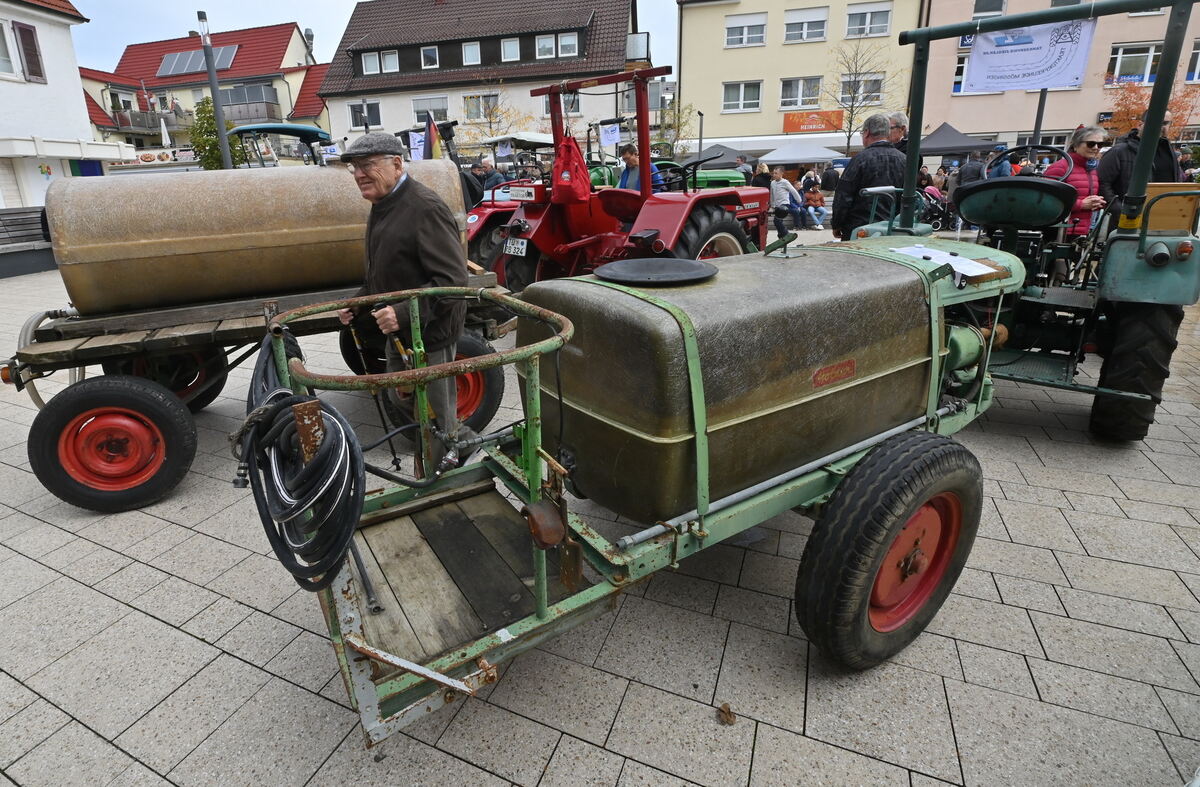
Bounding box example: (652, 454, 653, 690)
(320, 0, 644, 156)
(86, 23, 329, 157)
(922, 1, 1200, 148)
(0, 0, 131, 207)
(677, 0, 923, 152)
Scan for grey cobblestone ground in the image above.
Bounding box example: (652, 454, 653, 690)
(1, 262, 1199, 786)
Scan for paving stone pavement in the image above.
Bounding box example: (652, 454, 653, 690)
(1, 267, 1200, 786)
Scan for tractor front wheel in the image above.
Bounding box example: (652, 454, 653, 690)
(28, 375, 197, 512)
(795, 431, 981, 669)
(674, 204, 752, 260)
(1089, 303, 1183, 441)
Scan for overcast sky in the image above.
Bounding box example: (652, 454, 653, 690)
(71, 0, 679, 73)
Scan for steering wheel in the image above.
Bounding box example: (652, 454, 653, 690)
(983, 145, 1072, 181)
(659, 153, 723, 190)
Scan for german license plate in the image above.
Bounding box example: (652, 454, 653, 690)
(504, 237, 528, 256)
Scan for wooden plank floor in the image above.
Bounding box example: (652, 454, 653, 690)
(355, 489, 589, 667)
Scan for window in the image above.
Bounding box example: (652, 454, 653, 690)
(413, 96, 448, 123)
(0, 22, 14, 75)
(723, 81, 761, 111)
(781, 76, 821, 108)
(154, 93, 167, 110)
(191, 88, 204, 103)
(543, 93, 581, 115)
(1107, 43, 1162, 85)
(349, 100, 381, 128)
(462, 41, 480, 65)
(1188, 39, 1200, 81)
(784, 8, 827, 42)
(464, 93, 498, 120)
(846, 2, 891, 37)
(840, 72, 883, 104)
(954, 55, 966, 93)
(381, 50, 399, 73)
(501, 37, 520, 62)
(12, 22, 44, 83)
(1129, 7, 1164, 15)
(725, 13, 767, 47)
(973, 0, 1004, 14)
(536, 35, 556, 58)
(361, 51, 380, 75)
(421, 46, 439, 69)
(621, 79, 669, 112)
(1049, 0, 1080, 5)
(558, 32, 579, 57)
(1016, 133, 1068, 146)
(219, 84, 279, 105)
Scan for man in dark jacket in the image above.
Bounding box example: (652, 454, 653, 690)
(832, 113, 907, 239)
(336, 132, 469, 461)
(1098, 110, 1183, 211)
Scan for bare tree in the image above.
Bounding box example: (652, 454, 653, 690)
(822, 38, 901, 154)
(455, 79, 536, 153)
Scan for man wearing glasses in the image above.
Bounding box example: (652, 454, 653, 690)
(336, 132, 468, 462)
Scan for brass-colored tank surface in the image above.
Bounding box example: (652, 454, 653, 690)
(518, 252, 933, 523)
(45, 160, 466, 315)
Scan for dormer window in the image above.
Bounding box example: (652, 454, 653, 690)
(361, 52, 380, 75)
(501, 37, 520, 62)
(381, 50, 399, 72)
(558, 32, 579, 57)
(536, 35, 555, 59)
(421, 46, 439, 69)
(462, 41, 481, 65)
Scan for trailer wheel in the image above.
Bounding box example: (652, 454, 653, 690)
(103, 347, 227, 412)
(28, 375, 197, 513)
(674, 204, 752, 260)
(795, 431, 981, 670)
(1089, 303, 1183, 441)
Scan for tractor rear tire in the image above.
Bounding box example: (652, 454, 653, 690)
(1089, 303, 1183, 441)
(674, 204, 752, 260)
(468, 221, 504, 268)
(28, 375, 197, 513)
(795, 431, 981, 670)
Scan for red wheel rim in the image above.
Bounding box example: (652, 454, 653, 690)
(57, 407, 166, 492)
(455, 353, 485, 420)
(869, 491, 962, 633)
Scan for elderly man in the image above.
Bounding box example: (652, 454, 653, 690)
(832, 113, 907, 239)
(480, 156, 506, 191)
(888, 111, 910, 154)
(336, 132, 468, 462)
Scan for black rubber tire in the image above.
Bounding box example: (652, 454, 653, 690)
(673, 204, 752, 260)
(1089, 303, 1184, 441)
(338, 326, 387, 376)
(468, 221, 505, 268)
(28, 375, 197, 513)
(795, 431, 982, 670)
(103, 347, 228, 412)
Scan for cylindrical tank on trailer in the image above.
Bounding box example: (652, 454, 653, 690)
(518, 252, 935, 524)
(44, 160, 466, 316)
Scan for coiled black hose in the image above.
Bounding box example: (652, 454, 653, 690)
(239, 335, 364, 591)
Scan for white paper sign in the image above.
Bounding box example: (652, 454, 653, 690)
(496, 139, 514, 158)
(963, 18, 1096, 93)
(890, 246, 998, 278)
(599, 123, 621, 146)
(408, 131, 425, 161)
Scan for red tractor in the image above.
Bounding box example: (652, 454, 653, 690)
(486, 66, 770, 290)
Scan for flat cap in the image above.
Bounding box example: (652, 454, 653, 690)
(340, 132, 406, 161)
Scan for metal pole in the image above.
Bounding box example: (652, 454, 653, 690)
(1120, 0, 1194, 229)
(695, 110, 704, 191)
(1031, 88, 1049, 147)
(198, 11, 232, 170)
(635, 76, 653, 198)
(898, 40, 929, 229)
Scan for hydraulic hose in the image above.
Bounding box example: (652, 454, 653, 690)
(19, 308, 81, 408)
(237, 335, 364, 591)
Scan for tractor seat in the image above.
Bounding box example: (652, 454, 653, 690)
(595, 188, 647, 224)
(954, 177, 1077, 229)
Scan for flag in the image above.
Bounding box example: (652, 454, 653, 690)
(409, 131, 425, 161)
(599, 123, 620, 146)
(423, 114, 442, 160)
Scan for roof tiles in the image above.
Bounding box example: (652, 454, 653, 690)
(83, 90, 116, 128)
(14, 0, 86, 21)
(113, 23, 304, 89)
(289, 63, 329, 119)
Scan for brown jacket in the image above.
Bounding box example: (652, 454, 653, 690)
(804, 190, 825, 208)
(355, 175, 467, 352)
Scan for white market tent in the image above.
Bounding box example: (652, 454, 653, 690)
(479, 132, 556, 150)
(759, 141, 844, 164)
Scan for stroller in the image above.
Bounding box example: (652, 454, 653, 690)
(920, 185, 956, 231)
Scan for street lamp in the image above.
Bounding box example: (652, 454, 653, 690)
(198, 10, 232, 169)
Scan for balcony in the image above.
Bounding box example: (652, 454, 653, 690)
(221, 101, 283, 124)
(111, 110, 195, 133)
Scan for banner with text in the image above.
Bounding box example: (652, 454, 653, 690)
(599, 123, 621, 146)
(963, 18, 1096, 93)
(782, 110, 844, 134)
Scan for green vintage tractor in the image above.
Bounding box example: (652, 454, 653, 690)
(867, 0, 1200, 441)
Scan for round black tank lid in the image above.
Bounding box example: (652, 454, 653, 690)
(593, 258, 718, 286)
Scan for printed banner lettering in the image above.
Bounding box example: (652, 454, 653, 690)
(599, 123, 621, 146)
(964, 18, 1096, 93)
(409, 131, 425, 161)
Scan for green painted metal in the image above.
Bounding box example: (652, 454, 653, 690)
(1099, 235, 1200, 305)
(576, 279, 712, 521)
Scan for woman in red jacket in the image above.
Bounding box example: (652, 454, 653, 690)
(1044, 126, 1108, 238)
